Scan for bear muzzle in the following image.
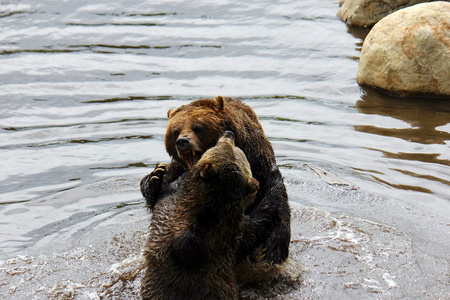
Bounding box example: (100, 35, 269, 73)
(176, 137, 202, 169)
(176, 137, 191, 152)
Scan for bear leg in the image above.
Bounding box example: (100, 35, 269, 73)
(264, 206, 291, 264)
(262, 165, 291, 264)
(245, 164, 291, 265)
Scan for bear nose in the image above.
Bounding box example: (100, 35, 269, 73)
(176, 137, 191, 152)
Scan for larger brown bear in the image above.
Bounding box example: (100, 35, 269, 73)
(141, 96, 291, 266)
(141, 131, 259, 299)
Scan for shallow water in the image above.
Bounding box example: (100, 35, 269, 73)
(0, 0, 449, 299)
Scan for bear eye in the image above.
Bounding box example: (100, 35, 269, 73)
(193, 124, 203, 134)
(172, 129, 180, 138)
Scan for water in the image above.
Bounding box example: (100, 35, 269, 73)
(0, 0, 449, 299)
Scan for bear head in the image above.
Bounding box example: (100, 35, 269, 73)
(194, 130, 259, 198)
(165, 96, 226, 169)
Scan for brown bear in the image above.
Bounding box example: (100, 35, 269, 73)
(141, 131, 259, 300)
(141, 96, 291, 266)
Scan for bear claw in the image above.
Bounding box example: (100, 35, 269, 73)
(141, 163, 169, 209)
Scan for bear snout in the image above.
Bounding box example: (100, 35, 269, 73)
(221, 130, 235, 143)
(176, 137, 191, 152)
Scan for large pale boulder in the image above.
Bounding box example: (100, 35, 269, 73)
(338, 0, 434, 27)
(356, 2, 450, 97)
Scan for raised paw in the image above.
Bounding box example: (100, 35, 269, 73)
(140, 163, 168, 209)
(152, 163, 168, 180)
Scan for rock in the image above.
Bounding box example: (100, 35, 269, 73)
(356, 2, 450, 97)
(337, 0, 435, 27)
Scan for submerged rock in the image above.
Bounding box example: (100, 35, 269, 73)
(356, 1, 450, 97)
(337, 0, 434, 27)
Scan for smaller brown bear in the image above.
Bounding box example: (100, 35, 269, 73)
(141, 131, 259, 300)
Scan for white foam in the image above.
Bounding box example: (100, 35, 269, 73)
(382, 273, 398, 288)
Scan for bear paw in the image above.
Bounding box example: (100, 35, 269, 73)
(264, 233, 289, 265)
(140, 163, 168, 209)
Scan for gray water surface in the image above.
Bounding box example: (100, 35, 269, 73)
(1, 1, 449, 299)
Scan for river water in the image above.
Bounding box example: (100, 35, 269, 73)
(0, 1, 449, 299)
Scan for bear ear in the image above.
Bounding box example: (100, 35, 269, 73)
(214, 96, 224, 110)
(246, 177, 259, 196)
(199, 162, 213, 179)
(167, 109, 176, 119)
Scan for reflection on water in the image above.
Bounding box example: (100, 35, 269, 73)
(0, 0, 449, 299)
(356, 87, 450, 145)
(346, 25, 371, 41)
(354, 87, 450, 197)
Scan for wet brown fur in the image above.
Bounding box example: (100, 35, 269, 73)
(141, 133, 258, 300)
